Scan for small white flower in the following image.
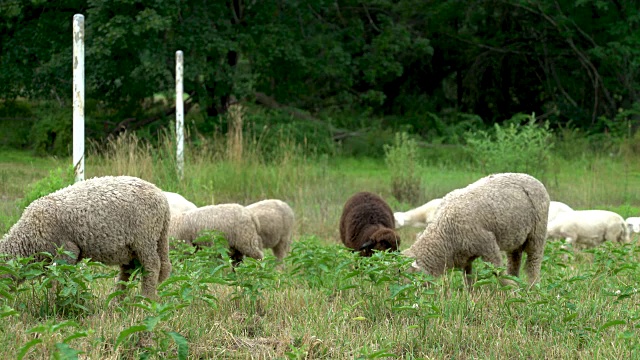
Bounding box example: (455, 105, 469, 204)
(412, 303, 419, 309)
(615, 290, 621, 295)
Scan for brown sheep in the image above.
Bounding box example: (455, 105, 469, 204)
(339, 191, 400, 256)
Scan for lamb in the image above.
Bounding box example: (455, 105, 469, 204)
(394, 198, 443, 229)
(339, 192, 400, 257)
(403, 173, 549, 286)
(245, 199, 295, 261)
(169, 203, 263, 263)
(547, 210, 630, 249)
(163, 191, 197, 216)
(548, 201, 573, 224)
(626, 217, 640, 234)
(0, 176, 172, 299)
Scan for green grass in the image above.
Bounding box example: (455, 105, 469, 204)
(0, 133, 639, 359)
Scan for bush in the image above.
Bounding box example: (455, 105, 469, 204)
(19, 166, 75, 209)
(29, 107, 73, 156)
(465, 113, 554, 179)
(383, 132, 424, 204)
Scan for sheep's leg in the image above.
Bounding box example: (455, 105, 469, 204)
(478, 242, 516, 287)
(130, 243, 161, 300)
(272, 238, 291, 262)
(506, 249, 523, 278)
(524, 232, 546, 285)
(463, 262, 475, 288)
(59, 241, 81, 264)
(229, 247, 245, 267)
(157, 237, 171, 284)
(116, 261, 137, 292)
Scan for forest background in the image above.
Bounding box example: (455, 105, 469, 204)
(1, 0, 639, 160)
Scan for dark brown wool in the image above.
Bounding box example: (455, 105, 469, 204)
(339, 191, 400, 257)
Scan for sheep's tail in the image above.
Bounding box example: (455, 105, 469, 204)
(157, 201, 172, 283)
(249, 212, 261, 235)
(618, 221, 629, 243)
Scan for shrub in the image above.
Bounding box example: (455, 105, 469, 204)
(464, 113, 554, 179)
(18, 166, 75, 210)
(383, 132, 424, 204)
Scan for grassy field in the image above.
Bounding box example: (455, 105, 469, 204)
(0, 133, 639, 359)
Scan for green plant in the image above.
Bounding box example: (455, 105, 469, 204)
(465, 113, 554, 179)
(18, 166, 75, 209)
(17, 319, 89, 360)
(115, 300, 189, 359)
(383, 132, 424, 204)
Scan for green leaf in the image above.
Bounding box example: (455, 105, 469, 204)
(505, 298, 526, 305)
(167, 331, 189, 360)
(53, 343, 83, 360)
(17, 338, 43, 360)
(115, 325, 147, 349)
(143, 316, 161, 331)
(563, 313, 578, 322)
(63, 331, 89, 343)
(599, 320, 626, 331)
(0, 305, 18, 318)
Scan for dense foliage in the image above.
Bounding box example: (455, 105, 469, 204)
(1, 0, 639, 151)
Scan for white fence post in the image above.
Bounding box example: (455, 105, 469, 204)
(72, 14, 85, 182)
(176, 50, 184, 180)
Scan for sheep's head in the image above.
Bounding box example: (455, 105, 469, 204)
(358, 227, 401, 257)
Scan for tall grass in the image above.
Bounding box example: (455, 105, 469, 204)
(0, 130, 639, 358)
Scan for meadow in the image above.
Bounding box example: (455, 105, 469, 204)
(0, 131, 639, 359)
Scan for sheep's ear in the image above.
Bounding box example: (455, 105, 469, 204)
(359, 240, 374, 250)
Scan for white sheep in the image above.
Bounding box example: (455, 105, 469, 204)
(394, 198, 443, 229)
(163, 191, 197, 216)
(0, 176, 172, 299)
(625, 217, 640, 234)
(169, 203, 263, 263)
(547, 210, 630, 249)
(548, 201, 573, 224)
(403, 173, 549, 286)
(245, 199, 295, 261)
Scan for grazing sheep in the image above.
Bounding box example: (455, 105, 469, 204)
(547, 210, 630, 249)
(163, 191, 197, 216)
(403, 173, 549, 286)
(0, 176, 172, 299)
(339, 192, 400, 257)
(548, 201, 573, 224)
(394, 198, 443, 229)
(626, 217, 640, 234)
(245, 199, 295, 261)
(169, 204, 263, 263)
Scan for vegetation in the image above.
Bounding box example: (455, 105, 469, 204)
(1, 0, 639, 156)
(0, 132, 639, 358)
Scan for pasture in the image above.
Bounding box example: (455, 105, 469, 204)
(0, 133, 639, 359)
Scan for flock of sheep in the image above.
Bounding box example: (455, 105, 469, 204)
(0, 171, 637, 299)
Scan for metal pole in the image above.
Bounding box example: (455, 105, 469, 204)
(176, 50, 184, 180)
(72, 14, 85, 182)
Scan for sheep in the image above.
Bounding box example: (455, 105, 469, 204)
(0, 175, 172, 299)
(626, 217, 640, 234)
(394, 198, 443, 229)
(548, 201, 573, 224)
(547, 210, 630, 249)
(403, 173, 549, 287)
(169, 203, 263, 264)
(245, 199, 295, 261)
(163, 191, 197, 216)
(339, 192, 400, 257)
